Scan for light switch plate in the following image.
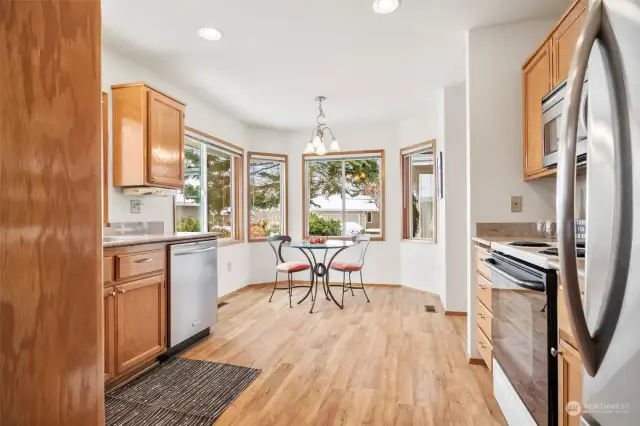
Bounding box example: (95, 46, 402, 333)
(511, 196, 522, 213)
(131, 200, 142, 214)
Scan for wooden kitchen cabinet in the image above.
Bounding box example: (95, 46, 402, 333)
(552, 0, 588, 87)
(557, 339, 583, 426)
(115, 275, 166, 374)
(111, 82, 185, 189)
(103, 287, 117, 381)
(522, 40, 553, 180)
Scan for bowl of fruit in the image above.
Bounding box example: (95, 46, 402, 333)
(308, 237, 328, 245)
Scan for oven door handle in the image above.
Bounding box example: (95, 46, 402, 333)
(483, 259, 545, 292)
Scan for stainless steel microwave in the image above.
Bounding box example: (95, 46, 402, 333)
(541, 78, 588, 168)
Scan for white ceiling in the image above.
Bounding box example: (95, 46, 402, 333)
(103, 0, 568, 130)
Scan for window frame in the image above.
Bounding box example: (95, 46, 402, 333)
(176, 126, 244, 245)
(302, 149, 385, 242)
(400, 140, 438, 243)
(247, 151, 289, 243)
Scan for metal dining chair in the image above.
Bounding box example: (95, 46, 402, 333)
(329, 234, 371, 304)
(267, 236, 313, 308)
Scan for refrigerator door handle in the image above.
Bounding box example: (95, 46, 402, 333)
(558, 0, 634, 377)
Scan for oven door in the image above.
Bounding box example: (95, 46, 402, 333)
(542, 81, 588, 168)
(486, 255, 556, 426)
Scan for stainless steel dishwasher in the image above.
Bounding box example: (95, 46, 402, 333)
(168, 239, 218, 352)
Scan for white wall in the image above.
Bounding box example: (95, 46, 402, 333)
(102, 49, 251, 297)
(465, 19, 556, 356)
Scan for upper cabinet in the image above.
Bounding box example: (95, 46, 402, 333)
(111, 83, 186, 189)
(521, 0, 586, 181)
(523, 41, 552, 180)
(552, 0, 588, 87)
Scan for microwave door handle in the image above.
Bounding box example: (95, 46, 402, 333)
(557, 0, 634, 377)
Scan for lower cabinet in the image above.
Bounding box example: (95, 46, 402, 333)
(115, 275, 166, 374)
(557, 339, 583, 426)
(103, 270, 167, 383)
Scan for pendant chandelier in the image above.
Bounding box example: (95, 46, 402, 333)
(304, 96, 340, 156)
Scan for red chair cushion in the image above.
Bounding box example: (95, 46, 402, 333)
(330, 262, 361, 272)
(277, 261, 311, 272)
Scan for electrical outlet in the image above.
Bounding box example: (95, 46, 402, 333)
(131, 200, 142, 214)
(227, 262, 232, 272)
(511, 196, 523, 213)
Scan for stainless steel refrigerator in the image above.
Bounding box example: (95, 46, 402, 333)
(557, 0, 639, 425)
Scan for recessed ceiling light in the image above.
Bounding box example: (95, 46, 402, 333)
(372, 0, 400, 14)
(198, 27, 223, 41)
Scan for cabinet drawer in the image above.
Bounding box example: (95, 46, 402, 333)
(103, 256, 114, 285)
(116, 249, 165, 280)
(476, 274, 492, 312)
(476, 299, 492, 341)
(476, 325, 493, 372)
(475, 247, 491, 281)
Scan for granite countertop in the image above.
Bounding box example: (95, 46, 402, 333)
(103, 232, 221, 248)
(472, 236, 585, 278)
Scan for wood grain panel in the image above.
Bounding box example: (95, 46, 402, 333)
(552, 0, 587, 86)
(147, 89, 185, 188)
(116, 275, 166, 373)
(558, 339, 583, 426)
(104, 287, 117, 381)
(0, 1, 103, 424)
(116, 249, 165, 280)
(102, 91, 109, 225)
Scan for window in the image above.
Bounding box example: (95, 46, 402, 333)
(401, 140, 437, 242)
(175, 127, 244, 242)
(248, 152, 288, 241)
(303, 150, 385, 240)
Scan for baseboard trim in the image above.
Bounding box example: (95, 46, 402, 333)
(444, 311, 467, 316)
(468, 357, 487, 366)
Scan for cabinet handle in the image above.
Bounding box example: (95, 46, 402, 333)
(479, 314, 486, 319)
(119, 289, 126, 294)
(110, 291, 116, 297)
(134, 258, 153, 264)
(478, 285, 487, 290)
(479, 342, 486, 349)
(551, 347, 563, 357)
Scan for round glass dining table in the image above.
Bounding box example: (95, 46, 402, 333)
(284, 240, 356, 313)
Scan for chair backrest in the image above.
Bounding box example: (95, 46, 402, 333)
(267, 235, 292, 266)
(352, 234, 371, 267)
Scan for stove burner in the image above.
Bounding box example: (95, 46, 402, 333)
(509, 241, 552, 248)
(539, 248, 585, 258)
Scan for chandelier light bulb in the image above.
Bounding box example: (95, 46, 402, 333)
(329, 139, 340, 152)
(304, 141, 315, 154)
(373, 0, 400, 14)
(312, 134, 322, 148)
(316, 142, 327, 156)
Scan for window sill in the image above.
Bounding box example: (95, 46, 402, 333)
(217, 239, 244, 248)
(401, 239, 436, 245)
(303, 235, 385, 242)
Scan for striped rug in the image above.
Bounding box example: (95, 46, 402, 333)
(106, 358, 261, 426)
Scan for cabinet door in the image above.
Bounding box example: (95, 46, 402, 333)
(552, 0, 587, 87)
(103, 287, 116, 381)
(146, 89, 185, 188)
(558, 339, 583, 426)
(115, 275, 166, 374)
(522, 41, 552, 180)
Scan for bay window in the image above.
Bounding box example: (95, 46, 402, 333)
(175, 127, 244, 242)
(248, 152, 288, 241)
(303, 150, 385, 240)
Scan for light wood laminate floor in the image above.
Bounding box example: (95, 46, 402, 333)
(182, 285, 507, 426)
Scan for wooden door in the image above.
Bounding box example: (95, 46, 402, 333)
(552, 0, 588, 87)
(146, 89, 185, 188)
(103, 287, 116, 381)
(116, 275, 166, 374)
(558, 339, 583, 426)
(522, 40, 552, 180)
